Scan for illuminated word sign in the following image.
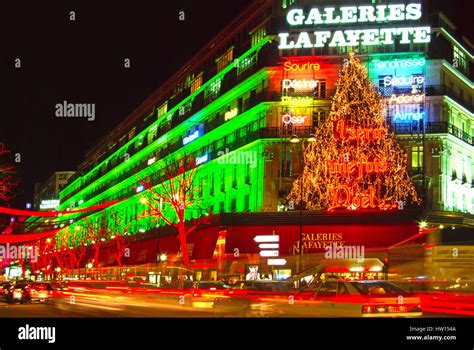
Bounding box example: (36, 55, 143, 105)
(282, 79, 319, 91)
(183, 130, 201, 145)
(384, 76, 424, 87)
(334, 119, 386, 143)
(281, 96, 313, 106)
(40, 199, 60, 210)
(195, 154, 209, 166)
(225, 108, 238, 121)
(393, 111, 424, 121)
(284, 61, 320, 72)
(282, 114, 307, 125)
(372, 58, 425, 70)
(278, 4, 430, 49)
(389, 94, 425, 104)
(329, 185, 397, 211)
(328, 157, 388, 180)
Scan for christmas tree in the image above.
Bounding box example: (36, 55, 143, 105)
(289, 53, 420, 211)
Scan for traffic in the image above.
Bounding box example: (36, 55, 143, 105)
(1, 260, 473, 317)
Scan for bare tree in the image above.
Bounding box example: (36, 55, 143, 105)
(137, 154, 210, 265)
(110, 212, 131, 268)
(0, 142, 17, 204)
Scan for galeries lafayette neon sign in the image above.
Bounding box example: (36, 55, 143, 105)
(279, 3, 431, 49)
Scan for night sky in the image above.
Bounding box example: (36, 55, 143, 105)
(1, 0, 472, 208)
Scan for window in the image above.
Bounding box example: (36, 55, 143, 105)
(173, 81, 185, 96)
(315, 79, 327, 98)
(219, 201, 225, 213)
(210, 172, 215, 195)
(232, 165, 237, 187)
(244, 194, 250, 211)
(205, 78, 222, 100)
(251, 25, 266, 47)
(283, 151, 293, 177)
(157, 102, 168, 118)
(412, 146, 423, 169)
(190, 73, 203, 94)
(220, 168, 225, 191)
(135, 134, 145, 149)
(216, 48, 233, 73)
(128, 128, 136, 140)
(180, 100, 192, 116)
(453, 45, 467, 74)
(313, 111, 326, 129)
(198, 178, 203, 198)
(148, 125, 158, 144)
(231, 198, 237, 212)
(237, 51, 257, 75)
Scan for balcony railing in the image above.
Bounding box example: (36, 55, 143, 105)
(390, 121, 473, 146)
(379, 84, 474, 112)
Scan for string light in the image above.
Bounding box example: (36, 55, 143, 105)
(289, 53, 420, 211)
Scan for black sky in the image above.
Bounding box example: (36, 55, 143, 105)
(1, 0, 472, 208)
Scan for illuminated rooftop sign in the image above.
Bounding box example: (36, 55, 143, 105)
(384, 76, 424, 87)
(389, 93, 425, 104)
(284, 61, 320, 72)
(279, 3, 431, 49)
(282, 113, 307, 125)
(372, 58, 426, 70)
(281, 96, 313, 106)
(282, 79, 319, 91)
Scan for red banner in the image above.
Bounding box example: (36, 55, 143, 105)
(225, 223, 419, 256)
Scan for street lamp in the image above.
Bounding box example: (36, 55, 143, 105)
(291, 133, 316, 273)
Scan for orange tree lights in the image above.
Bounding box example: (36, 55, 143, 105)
(288, 53, 420, 211)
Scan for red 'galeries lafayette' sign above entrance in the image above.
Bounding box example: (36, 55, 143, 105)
(225, 223, 418, 256)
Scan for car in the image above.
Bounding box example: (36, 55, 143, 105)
(214, 279, 422, 318)
(281, 280, 422, 317)
(231, 280, 294, 292)
(188, 281, 232, 309)
(6, 282, 54, 304)
(213, 280, 294, 317)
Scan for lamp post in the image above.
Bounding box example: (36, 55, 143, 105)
(290, 133, 316, 273)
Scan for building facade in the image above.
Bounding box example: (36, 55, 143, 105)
(48, 0, 472, 276)
(34, 171, 75, 210)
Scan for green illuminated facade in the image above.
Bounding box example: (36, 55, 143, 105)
(53, 0, 472, 253)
